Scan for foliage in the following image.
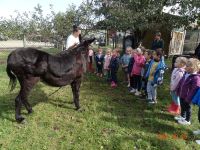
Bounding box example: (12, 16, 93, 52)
(93, 0, 200, 30)
(0, 1, 97, 41)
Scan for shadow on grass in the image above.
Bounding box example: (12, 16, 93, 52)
(80, 72, 193, 148)
(0, 83, 50, 122)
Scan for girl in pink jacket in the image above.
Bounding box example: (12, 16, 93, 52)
(131, 48, 145, 96)
(167, 57, 187, 115)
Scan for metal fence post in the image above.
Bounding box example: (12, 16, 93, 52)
(23, 34, 26, 48)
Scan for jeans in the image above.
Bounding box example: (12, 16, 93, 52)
(147, 80, 157, 100)
(180, 98, 191, 122)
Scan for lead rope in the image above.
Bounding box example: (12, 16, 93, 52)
(47, 86, 63, 97)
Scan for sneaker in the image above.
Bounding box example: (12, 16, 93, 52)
(174, 116, 185, 121)
(127, 83, 130, 87)
(196, 140, 200, 145)
(178, 119, 191, 125)
(135, 91, 141, 96)
(193, 130, 200, 135)
(148, 100, 155, 104)
(130, 88, 136, 93)
(153, 99, 157, 103)
(111, 82, 117, 88)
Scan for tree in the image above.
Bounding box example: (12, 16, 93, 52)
(93, 0, 200, 44)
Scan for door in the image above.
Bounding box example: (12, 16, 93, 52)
(168, 29, 186, 55)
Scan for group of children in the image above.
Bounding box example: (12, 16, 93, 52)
(166, 56, 200, 144)
(87, 46, 166, 104)
(88, 45, 200, 144)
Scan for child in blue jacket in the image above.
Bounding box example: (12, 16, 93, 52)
(95, 47, 104, 77)
(108, 49, 120, 88)
(145, 49, 166, 104)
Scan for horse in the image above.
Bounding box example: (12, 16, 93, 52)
(6, 38, 95, 122)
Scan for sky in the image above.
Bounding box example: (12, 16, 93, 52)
(0, 0, 83, 18)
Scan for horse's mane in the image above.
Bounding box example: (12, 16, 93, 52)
(56, 43, 85, 57)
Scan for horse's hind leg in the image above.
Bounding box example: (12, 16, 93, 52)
(21, 77, 39, 113)
(15, 76, 39, 122)
(71, 77, 81, 110)
(15, 94, 24, 122)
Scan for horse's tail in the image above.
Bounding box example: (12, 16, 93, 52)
(6, 58, 17, 92)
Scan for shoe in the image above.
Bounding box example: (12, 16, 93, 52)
(130, 88, 136, 93)
(127, 83, 130, 87)
(153, 99, 157, 103)
(111, 81, 114, 87)
(178, 119, 191, 125)
(148, 100, 155, 104)
(174, 116, 185, 121)
(111, 82, 117, 88)
(193, 130, 200, 135)
(196, 140, 200, 145)
(135, 91, 141, 96)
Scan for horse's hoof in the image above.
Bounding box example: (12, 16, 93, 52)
(16, 116, 25, 123)
(76, 107, 85, 112)
(68, 101, 74, 104)
(75, 107, 80, 110)
(28, 109, 33, 114)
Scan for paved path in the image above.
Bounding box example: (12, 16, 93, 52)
(0, 40, 53, 50)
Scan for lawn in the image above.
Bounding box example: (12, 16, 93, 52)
(0, 48, 200, 150)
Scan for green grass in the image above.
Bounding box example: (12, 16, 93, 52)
(0, 49, 200, 149)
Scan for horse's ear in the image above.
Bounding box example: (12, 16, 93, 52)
(83, 38, 96, 47)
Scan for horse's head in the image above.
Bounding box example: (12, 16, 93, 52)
(76, 38, 96, 52)
(59, 38, 95, 57)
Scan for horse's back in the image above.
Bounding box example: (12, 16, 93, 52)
(7, 47, 47, 65)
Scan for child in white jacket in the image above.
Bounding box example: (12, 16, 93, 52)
(167, 57, 187, 114)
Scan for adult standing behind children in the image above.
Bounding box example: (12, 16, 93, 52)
(151, 32, 164, 51)
(65, 25, 81, 50)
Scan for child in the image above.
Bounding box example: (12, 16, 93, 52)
(141, 50, 153, 97)
(104, 48, 112, 81)
(128, 49, 136, 92)
(108, 49, 120, 88)
(95, 47, 104, 77)
(167, 57, 187, 115)
(145, 49, 166, 104)
(131, 48, 146, 96)
(175, 58, 200, 125)
(121, 47, 132, 86)
(192, 86, 200, 144)
(88, 46, 94, 72)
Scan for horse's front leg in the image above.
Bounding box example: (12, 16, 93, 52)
(71, 78, 81, 110)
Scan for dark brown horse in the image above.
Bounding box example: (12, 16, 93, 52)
(6, 38, 95, 122)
